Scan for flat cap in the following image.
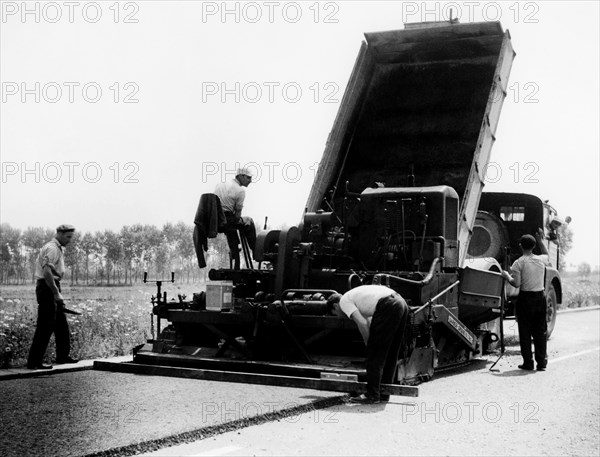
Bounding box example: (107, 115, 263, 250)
(56, 224, 76, 233)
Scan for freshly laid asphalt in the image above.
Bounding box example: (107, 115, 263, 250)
(0, 360, 342, 457)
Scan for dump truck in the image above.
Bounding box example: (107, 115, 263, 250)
(469, 192, 570, 338)
(97, 20, 562, 395)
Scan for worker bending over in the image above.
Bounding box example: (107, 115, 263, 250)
(328, 285, 409, 404)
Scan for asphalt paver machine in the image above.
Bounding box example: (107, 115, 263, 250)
(98, 20, 516, 397)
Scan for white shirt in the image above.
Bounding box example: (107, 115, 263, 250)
(214, 178, 246, 218)
(339, 285, 399, 319)
(34, 238, 65, 280)
(510, 253, 550, 292)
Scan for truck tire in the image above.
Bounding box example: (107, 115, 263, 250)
(468, 211, 509, 262)
(546, 284, 557, 339)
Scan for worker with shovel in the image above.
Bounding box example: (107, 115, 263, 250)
(27, 225, 80, 370)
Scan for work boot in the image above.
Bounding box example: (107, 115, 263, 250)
(27, 364, 53, 370)
(518, 363, 534, 371)
(349, 394, 380, 405)
(55, 356, 79, 364)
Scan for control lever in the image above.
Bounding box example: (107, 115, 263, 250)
(144, 271, 175, 338)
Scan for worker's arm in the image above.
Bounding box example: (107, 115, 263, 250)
(42, 265, 63, 303)
(501, 257, 521, 288)
(535, 228, 549, 256)
(234, 188, 246, 221)
(501, 268, 521, 288)
(349, 310, 370, 345)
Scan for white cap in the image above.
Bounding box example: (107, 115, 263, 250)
(237, 167, 254, 178)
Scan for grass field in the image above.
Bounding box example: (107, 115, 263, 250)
(1, 275, 598, 368)
(0, 282, 205, 368)
(561, 275, 600, 309)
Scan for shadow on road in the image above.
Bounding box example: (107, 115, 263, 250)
(430, 359, 488, 381)
(298, 394, 342, 400)
(339, 404, 387, 413)
(490, 369, 539, 377)
(334, 401, 403, 413)
(494, 348, 521, 356)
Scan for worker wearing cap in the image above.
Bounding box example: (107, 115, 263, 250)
(214, 167, 256, 269)
(502, 229, 551, 371)
(27, 225, 79, 369)
(328, 285, 409, 404)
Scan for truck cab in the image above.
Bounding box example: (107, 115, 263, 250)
(470, 192, 570, 336)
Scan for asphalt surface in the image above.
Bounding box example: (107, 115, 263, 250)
(0, 369, 341, 457)
(143, 347, 599, 457)
(1, 307, 598, 457)
(141, 308, 600, 457)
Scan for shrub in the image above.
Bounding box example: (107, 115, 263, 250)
(0, 285, 155, 367)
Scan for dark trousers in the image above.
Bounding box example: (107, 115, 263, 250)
(366, 295, 409, 399)
(516, 291, 547, 368)
(27, 280, 71, 366)
(222, 211, 256, 270)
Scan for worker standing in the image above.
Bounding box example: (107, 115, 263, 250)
(27, 225, 79, 369)
(502, 229, 550, 371)
(327, 285, 409, 404)
(214, 167, 256, 269)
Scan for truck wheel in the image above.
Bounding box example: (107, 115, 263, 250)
(546, 285, 557, 339)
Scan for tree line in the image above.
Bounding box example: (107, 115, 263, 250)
(0, 221, 576, 286)
(0, 222, 230, 285)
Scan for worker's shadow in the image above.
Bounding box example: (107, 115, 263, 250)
(336, 396, 418, 412)
(491, 349, 521, 356)
(299, 395, 401, 413)
(490, 368, 539, 377)
(339, 398, 428, 412)
(487, 350, 539, 376)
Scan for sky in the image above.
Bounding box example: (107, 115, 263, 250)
(1, 1, 598, 270)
